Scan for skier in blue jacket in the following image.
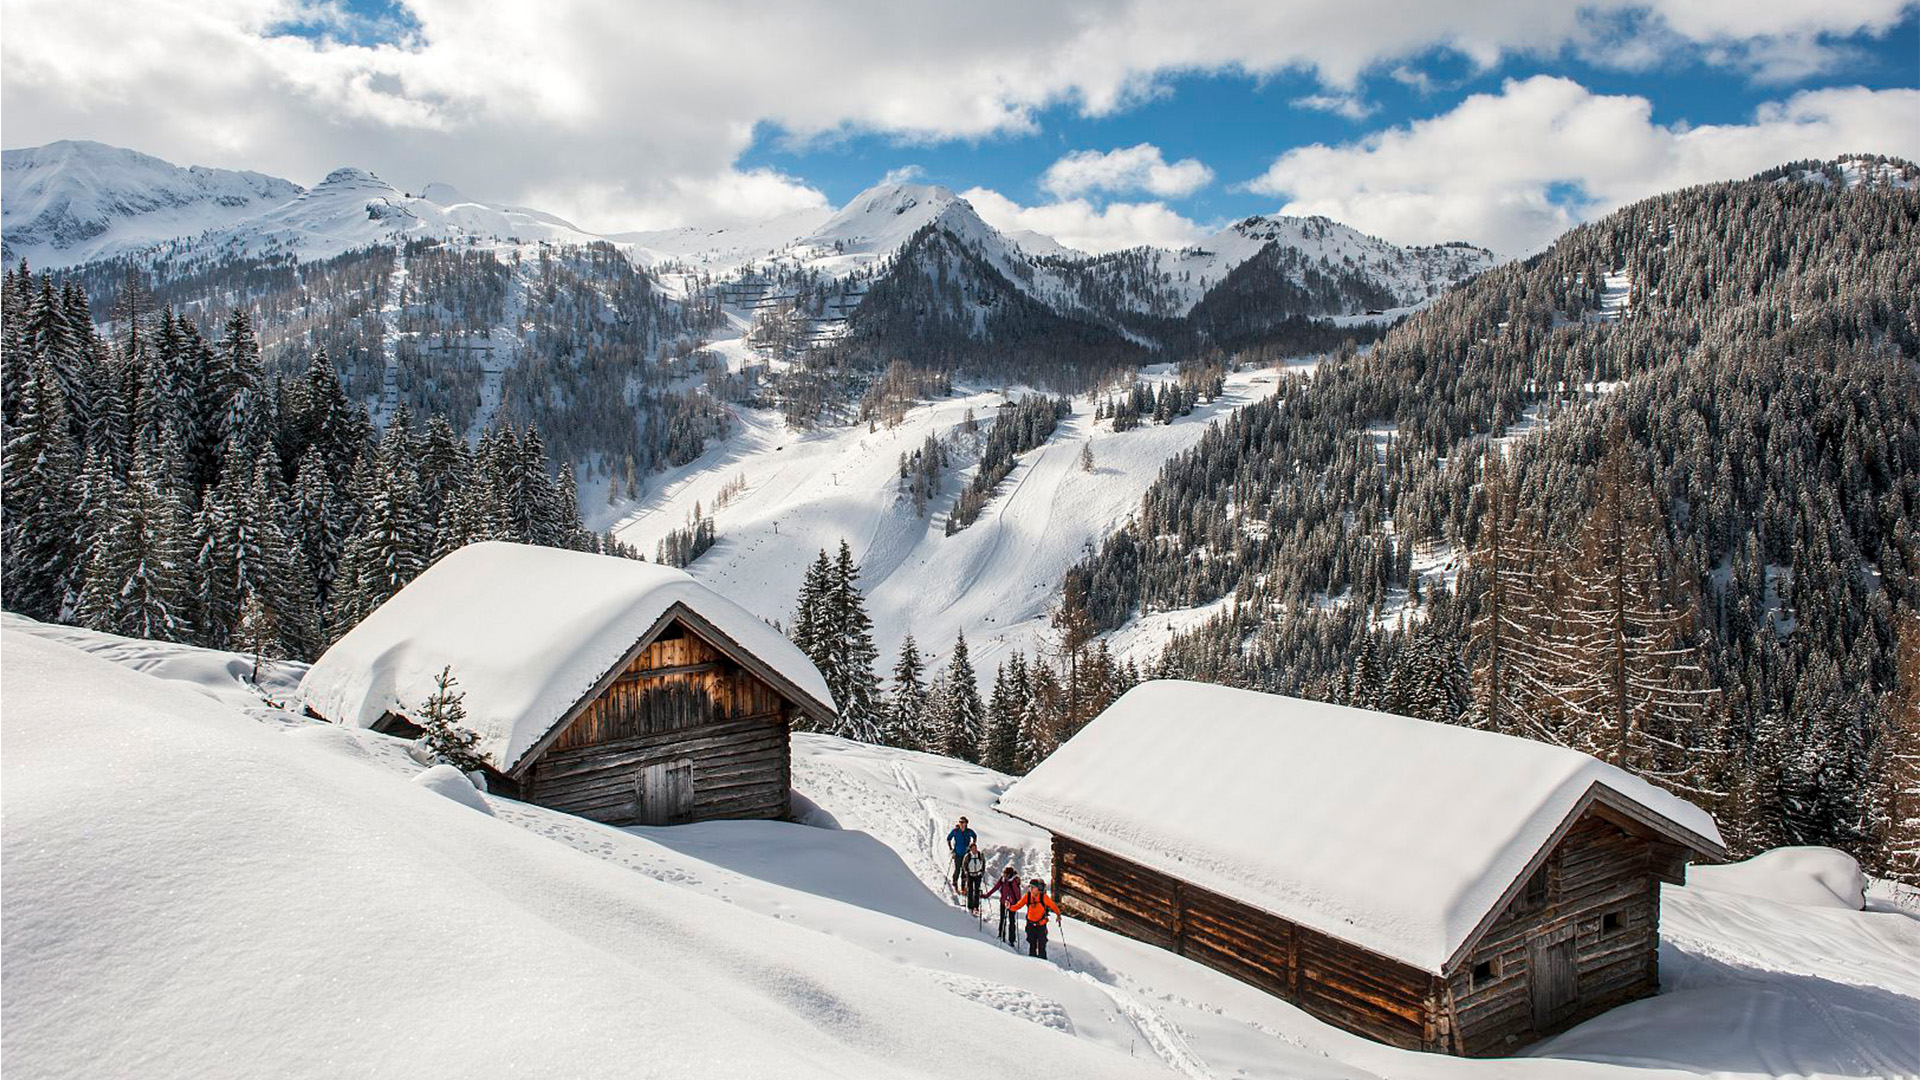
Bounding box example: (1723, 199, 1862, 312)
(946, 816, 977, 892)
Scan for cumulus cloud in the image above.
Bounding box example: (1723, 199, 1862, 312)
(2, 0, 1912, 230)
(1041, 144, 1214, 199)
(962, 187, 1208, 254)
(1246, 77, 1920, 256)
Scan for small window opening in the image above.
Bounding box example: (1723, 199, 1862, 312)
(1602, 911, 1623, 934)
(1472, 960, 1497, 989)
(1520, 865, 1549, 910)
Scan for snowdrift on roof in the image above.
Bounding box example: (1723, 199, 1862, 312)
(299, 541, 833, 772)
(997, 680, 1722, 974)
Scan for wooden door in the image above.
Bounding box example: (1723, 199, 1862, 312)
(1529, 930, 1579, 1029)
(635, 758, 694, 825)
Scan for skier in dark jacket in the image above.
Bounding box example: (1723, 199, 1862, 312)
(1011, 879, 1061, 959)
(945, 817, 977, 892)
(984, 865, 1023, 946)
(961, 843, 987, 914)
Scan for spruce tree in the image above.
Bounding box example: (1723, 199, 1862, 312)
(939, 631, 984, 762)
(790, 549, 833, 668)
(825, 540, 882, 741)
(983, 663, 1022, 773)
(416, 665, 486, 773)
(1, 357, 80, 619)
(886, 633, 929, 749)
(75, 447, 192, 642)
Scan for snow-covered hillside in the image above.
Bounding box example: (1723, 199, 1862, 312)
(1151, 215, 1496, 316)
(0, 140, 302, 266)
(594, 362, 1301, 678)
(1, 141, 616, 268)
(6, 616, 1916, 1079)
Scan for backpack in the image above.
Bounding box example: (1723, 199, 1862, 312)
(964, 850, 985, 876)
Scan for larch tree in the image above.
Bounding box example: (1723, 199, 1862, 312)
(1557, 433, 1723, 802)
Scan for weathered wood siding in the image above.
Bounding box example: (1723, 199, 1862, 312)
(1445, 810, 1666, 1056)
(523, 622, 791, 825)
(1053, 836, 1443, 1051)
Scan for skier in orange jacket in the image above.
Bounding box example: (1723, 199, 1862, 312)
(1010, 879, 1061, 958)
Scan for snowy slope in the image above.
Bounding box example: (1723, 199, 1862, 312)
(1, 140, 302, 266)
(1, 141, 620, 267)
(1145, 215, 1495, 316)
(189, 166, 613, 263)
(594, 364, 1294, 680)
(7, 617, 1915, 1080)
(1, 625, 1171, 1080)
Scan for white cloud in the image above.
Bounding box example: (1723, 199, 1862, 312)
(1041, 144, 1214, 199)
(1291, 93, 1376, 120)
(1246, 77, 1920, 255)
(962, 187, 1208, 254)
(2, 0, 1913, 230)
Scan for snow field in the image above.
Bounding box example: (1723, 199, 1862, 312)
(7, 617, 1917, 1080)
(596, 365, 1290, 683)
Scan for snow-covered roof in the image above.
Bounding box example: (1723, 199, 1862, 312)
(300, 542, 834, 773)
(996, 680, 1723, 975)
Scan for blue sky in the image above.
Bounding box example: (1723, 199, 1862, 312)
(740, 13, 1920, 233)
(5, 0, 1918, 254)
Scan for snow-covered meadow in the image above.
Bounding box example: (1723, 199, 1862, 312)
(4, 616, 1915, 1079)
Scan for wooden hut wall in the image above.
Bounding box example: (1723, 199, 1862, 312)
(1052, 836, 1441, 1051)
(1444, 810, 1666, 1055)
(523, 622, 791, 824)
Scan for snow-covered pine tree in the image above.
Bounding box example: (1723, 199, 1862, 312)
(75, 445, 193, 642)
(1018, 660, 1063, 770)
(333, 429, 430, 632)
(938, 631, 984, 762)
(191, 470, 242, 646)
(823, 541, 882, 741)
(416, 414, 471, 554)
(884, 633, 929, 749)
(416, 665, 486, 774)
(242, 448, 323, 659)
(1345, 633, 1387, 711)
(1, 356, 80, 620)
(983, 663, 1021, 773)
(789, 548, 833, 670)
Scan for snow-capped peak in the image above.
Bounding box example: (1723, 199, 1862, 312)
(2, 139, 303, 266)
(796, 181, 967, 259)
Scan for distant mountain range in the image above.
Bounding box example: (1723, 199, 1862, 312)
(1, 139, 1494, 346)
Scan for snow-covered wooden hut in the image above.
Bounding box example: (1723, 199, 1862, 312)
(300, 542, 835, 826)
(996, 681, 1725, 1056)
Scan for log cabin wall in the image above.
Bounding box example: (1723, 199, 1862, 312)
(1444, 809, 1664, 1056)
(1052, 836, 1443, 1051)
(522, 621, 792, 825)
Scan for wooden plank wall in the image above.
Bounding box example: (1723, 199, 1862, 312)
(1445, 812, 1662, 1056)
(524, 623, 791, 824)
(1054, 837, 1439, 1051)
